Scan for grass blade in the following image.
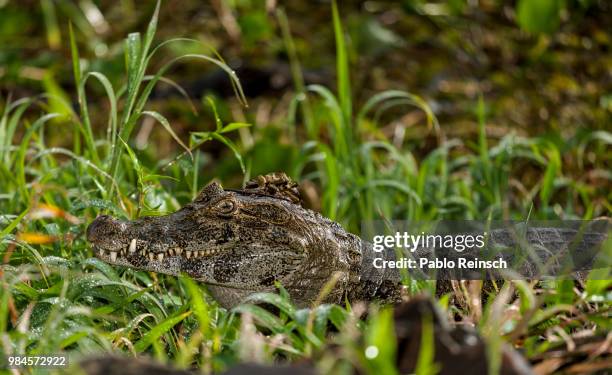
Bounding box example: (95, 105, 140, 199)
(134, 310, 191, 352)
(332, 0, 352, 127)
(70, 22, 100, 165)
(83, 72, 118, 148)
(141, 111, 191, 158)
(211, 133, 246, 173)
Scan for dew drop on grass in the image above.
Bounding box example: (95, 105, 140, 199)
(365, 345, 379, 359)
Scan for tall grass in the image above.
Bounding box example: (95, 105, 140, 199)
(292, 30, 608, 232)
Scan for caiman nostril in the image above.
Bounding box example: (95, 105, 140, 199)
(86, 215, 112, 242)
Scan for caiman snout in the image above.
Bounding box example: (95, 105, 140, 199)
(86, 214, 122, 243)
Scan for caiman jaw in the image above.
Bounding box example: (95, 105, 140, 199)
(90, 240, 231, 263)
(86, 214, 231, 269)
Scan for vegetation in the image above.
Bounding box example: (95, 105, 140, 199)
(0, 0, 610, 374)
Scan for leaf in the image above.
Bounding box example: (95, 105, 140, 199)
(0, 281, 10, 333)
(181, 276, 210, 337)
(142, 174, 178, 183)
(81, 257, 120, 282)
(220, 122, 251, 134)
(141, 111, 192, 159)
(516, 0, 564, 34)
(414, 312, 439, 375)
(585, 237, 611, 298)
(40, 0, 61, 49)
(309, 304, 348, 335)
(142, 0, 161, 59)
(332, 0, 352, 125)
(1, 98, 33, 163)
(513, 280, 536, 314)
(232, 304, 285, 332)
(144, 75, 197, 115)
(135, 54, 246, 121)
(149, 37, 247, 107)
(206, 96, 223, 131)
(94, 286, 155, 315)
(0, 207, 29, 236)
(60, 331, 91, 349)
(539, 147, 561, 206)
(31, 147, 119, 195)
(83, 72, 118, 142)
(191, 131, 213, 144)
(317, 143, 339, 219)
(119, 137, 143, 187)
(243, 292, 296, 319)
(125, 32, 142, 105)
(365, 308, 398, 375)
(72, 199, 127, 218)
(12, 282, 40, 300)
(42, 73, 74, 119)
(366, 179, 422, 206)
(16, 232, 57, 245)
(211, 133, 245, 173)
(134, 310, 191, 352)
(308, 84, 347, 157)
(69, 22, 100, 165)
(69, 23, 81, 85)
(357, 90, 435, 135)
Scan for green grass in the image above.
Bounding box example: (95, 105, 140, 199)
(0, 1, 611, 374)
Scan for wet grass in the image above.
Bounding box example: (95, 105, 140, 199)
(0, 1, 610, 374)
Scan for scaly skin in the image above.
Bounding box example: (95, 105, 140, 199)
(86, 173, 607, 308)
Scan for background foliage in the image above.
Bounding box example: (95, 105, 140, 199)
(0, 0, 610, 374)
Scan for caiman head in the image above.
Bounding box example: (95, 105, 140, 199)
(86, 173, 356, 307)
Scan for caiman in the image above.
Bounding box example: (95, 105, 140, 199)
(86, 173, 608, 308)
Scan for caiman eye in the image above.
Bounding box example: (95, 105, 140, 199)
(214, 199, 236, 215)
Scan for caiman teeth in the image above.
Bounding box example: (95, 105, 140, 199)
(129, 238, 137, 253)
(175, 248, 182, 255)
(157, 253, 164, 262)
(186, 251, 192, 259)
(110, 252, 117, 262)
(168, 249, 175, 256)
(148, 253, 155, 261)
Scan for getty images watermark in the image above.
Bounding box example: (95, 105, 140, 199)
(371, 231, 509, 270)
(360, 220, 610, 281)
